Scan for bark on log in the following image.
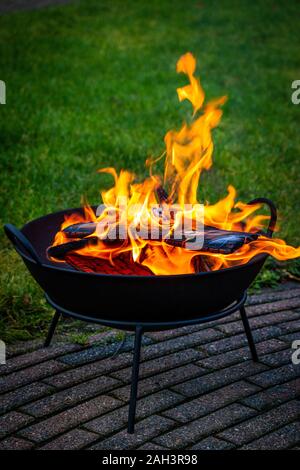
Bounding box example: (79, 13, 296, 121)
(56, 224, 258, 258)
(48, 184, 261, 273)
(65, 252, 153, 276)
(47, 237, 99, 260)
(62, 222, 96, 238)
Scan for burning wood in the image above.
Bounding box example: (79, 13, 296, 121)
(49, 218, 259, 276)
(65, 252, 153, 276)
(47, 237, 99, 260)
(62, 222, 96, 239)
(199, 229, 258, 253)
(61, 180, 258, 255)
(60, 221, 258, 253)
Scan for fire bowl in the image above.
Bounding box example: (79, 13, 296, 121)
(4, 206, 269, 326)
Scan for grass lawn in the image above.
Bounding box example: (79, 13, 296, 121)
(0, 0, 299, 342)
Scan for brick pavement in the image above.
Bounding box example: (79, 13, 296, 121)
(0, 283, 299, 450)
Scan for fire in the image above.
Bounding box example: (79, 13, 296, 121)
(50, 53, 300, 275)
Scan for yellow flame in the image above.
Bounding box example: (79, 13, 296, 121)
(51, 52, 300, 274)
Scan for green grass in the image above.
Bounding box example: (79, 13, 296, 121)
(0, 0, 299, 342)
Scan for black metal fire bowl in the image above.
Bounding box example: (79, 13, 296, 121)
(4, 197, 276, 433)
(3, 198, 276, 325)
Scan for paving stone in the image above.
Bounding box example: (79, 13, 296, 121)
(18, 395, 121, 443)
(139, 329, 224, 361)
(146, 324, 201, 342)
(39, 429, 99, 450)
(44, 354, 133, 389)
(112, 364, 205, 401)
(0, 360, 69, 393)
(134, 390, 185, 418)
(247, 288, 300, 306)
(111, 349, 204, 382)
(60, 336, 152, 366)
(253, 325, 285, 342)
(217, 296, 300, 325)
(153, 404, 256, 448)
(217, 311, 299, 335)
(21, 375, 120, 417)
(190, 436, 235, 450)
(278, 319, 300, 334)
(279, 332, 300, 344)
(197, 339, 286, 370)
(0, 411, 33, 438)
(241, 422, 300, 450)
(256, 338, 289, 355)
(90, 415, 175, 450)
(218, 401, 300, 445)
(0, 436, 34, 450)
(201, 326, 282, 355)
(247, 364, 299, 388)
(0, 382, 54, 414)
(246, 297, 300, 316)
(0, 343, 81, 375)
(6, 339, 42, 358)
(86, 329, 118, 345)
(172, 361, 266, 398)
(198, 348, 248, 371)
(84, 389, 183, 437)
(163, 381, 260, 422)
(260, 348, 292, 367)
(138, 442, 167, 450)
(241, 379, 300, 411)
(146, 323, 221, 342)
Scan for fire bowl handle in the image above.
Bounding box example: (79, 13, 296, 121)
(247, 198, 277, 238)
(4, 224, 41, 265)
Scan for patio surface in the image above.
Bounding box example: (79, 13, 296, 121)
(0, 283, 299, 450)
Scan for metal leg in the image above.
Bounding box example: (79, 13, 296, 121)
(240, 305, 259, 362)
(128, 325, 143, 434)
(44, 310, 61, 347)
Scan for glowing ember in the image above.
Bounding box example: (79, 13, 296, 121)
(49, 53, 300, 275)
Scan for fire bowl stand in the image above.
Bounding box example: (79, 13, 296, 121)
(44, 291, 257, 434)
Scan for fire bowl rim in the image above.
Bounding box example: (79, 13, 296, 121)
(20, 206, 269, 280)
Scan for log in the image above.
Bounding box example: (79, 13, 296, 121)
(188, 229, 258, 254)
(62, 222, 96, 238)
(47, 237, 99, 260)
(49, 226, 258, 262)
(65, 252, 153, 276)
(48, 183, 260, 273)
(53, 185, 259, 262)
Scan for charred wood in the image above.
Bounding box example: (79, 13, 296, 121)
(47, 237, 99, 260)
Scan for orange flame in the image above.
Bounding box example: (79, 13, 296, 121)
(51, 53, 300, 275)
